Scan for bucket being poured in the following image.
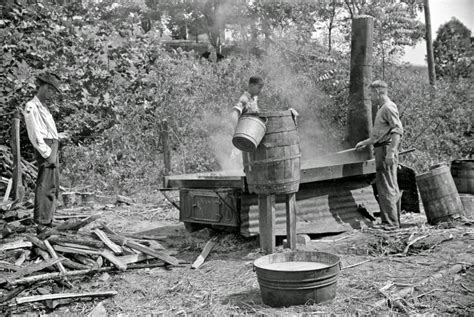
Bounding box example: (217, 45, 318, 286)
(253, 251, 341, 307)
(232, 115, 266, 152)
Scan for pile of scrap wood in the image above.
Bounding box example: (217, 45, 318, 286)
(0, 214, 181, 313)
(0, 145, 37, 198)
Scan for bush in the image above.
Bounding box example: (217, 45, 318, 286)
(382, 65, 472, 172)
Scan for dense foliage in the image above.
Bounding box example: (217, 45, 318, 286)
(1, 1, 471, 194)
(433, 17, 471, 80)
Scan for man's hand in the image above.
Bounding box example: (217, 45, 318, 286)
(355, 139, 369, 151)
(385, 152, 395, 167)
(46, 151, 57, 167)
(58, 131, 70, 141)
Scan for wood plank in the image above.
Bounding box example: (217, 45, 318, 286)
(191, 237, 217, 269)
(0, 240, 32, 251)
(101, 226, 180, 266)
(61, 258, 91, 270)
(285, 193, 297, 250)
(258, 194, 275, 254)
(10, 111, 23, 201)
(55, 214, 101, 231)
(8, 262, 167, 286)
(25, 235, 46, 250)
(9, 258, 63, 280)
(116, 250, 178, 265)
(3, 178, 12, 202)
(52, 245, 126, 271)
(93, 229, 122, 255)
(44, 240, 67, 274)
(14, 250, 30, 266)
(162, 119, 171, 187)
(0, 261, 22, 272)
(100, 250, 127, 271)
(15, 291, 117, 304)
(116, 253, 156, 265)
(48, 235, 105, 249)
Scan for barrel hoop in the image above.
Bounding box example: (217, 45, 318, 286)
(249, 154, 301, 165)
(264, 126, 297, 133)
(418, 192, 462, 203)
(260, 110, 292, 117)
(260, 141, 300, 148)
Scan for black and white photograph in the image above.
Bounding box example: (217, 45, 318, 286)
(0, 0, 472, 315)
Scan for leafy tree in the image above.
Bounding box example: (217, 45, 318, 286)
(433, 17, 471, 79)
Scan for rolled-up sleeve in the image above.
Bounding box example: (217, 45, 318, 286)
(232, 94, 249, 115)
(23, 102, 51, 158)
(383, 104, 403, 136)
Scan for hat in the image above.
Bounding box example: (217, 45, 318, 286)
(369, 80, 388, 89)
(37, 72, 61, 92)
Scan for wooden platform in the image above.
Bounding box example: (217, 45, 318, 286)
(164, 159, 376, 190)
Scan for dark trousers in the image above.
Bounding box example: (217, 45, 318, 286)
(34, 139, 59, 225)
(374, 145, 401, 227)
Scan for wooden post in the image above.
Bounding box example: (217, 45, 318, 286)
(424, 0, 436, 86)
(346, 15, 374, 158)
(258, 194, 275, 254)
(285, 193, 297, 250)
(10, 110, 23, 201)
(161, 119, 171, 187)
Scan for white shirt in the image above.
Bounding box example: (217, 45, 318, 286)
(233, 91, 259, 115)
(23, 96, 58, 158)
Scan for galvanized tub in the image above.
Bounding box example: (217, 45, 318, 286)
(253, 251, 340, 307)
(232, 115, 267, 152)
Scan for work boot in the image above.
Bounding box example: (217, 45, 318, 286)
(36, 223, 52, 235)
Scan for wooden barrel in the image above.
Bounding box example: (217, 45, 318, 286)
(416, 165, 463, 225)
(244, 110, 301, 195)
(451, 159, 474, 194)
(459, 194, 473, 218)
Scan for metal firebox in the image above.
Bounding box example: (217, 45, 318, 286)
(179, 188, 240, 227)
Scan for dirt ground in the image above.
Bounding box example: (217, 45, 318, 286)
(19, 193, 474, 316)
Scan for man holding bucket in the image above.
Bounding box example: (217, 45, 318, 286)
(355, 80, 404, 230)
(230, 76, 265, 159)
(231, 76, 264, 123)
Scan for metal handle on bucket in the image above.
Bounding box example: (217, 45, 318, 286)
(259, 116, 268, 125)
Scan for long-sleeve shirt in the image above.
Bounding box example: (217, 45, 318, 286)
(233, 91, 259, 115)
(371, 100, 403, 146)
(23, 96, 58, 158)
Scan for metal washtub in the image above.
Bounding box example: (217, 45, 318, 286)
(253, 251, 341, 307)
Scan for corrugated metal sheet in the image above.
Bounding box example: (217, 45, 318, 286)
(239, 177, 379, 237)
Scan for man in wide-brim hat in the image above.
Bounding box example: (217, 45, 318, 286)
(23, 72, 68, 232)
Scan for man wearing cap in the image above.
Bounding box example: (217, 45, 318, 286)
(23, 72, 66, 231)
(355, 80, 404, 230)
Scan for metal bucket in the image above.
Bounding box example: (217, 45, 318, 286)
(232, 115, 266, 152)
(253, 251, 340, 307)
